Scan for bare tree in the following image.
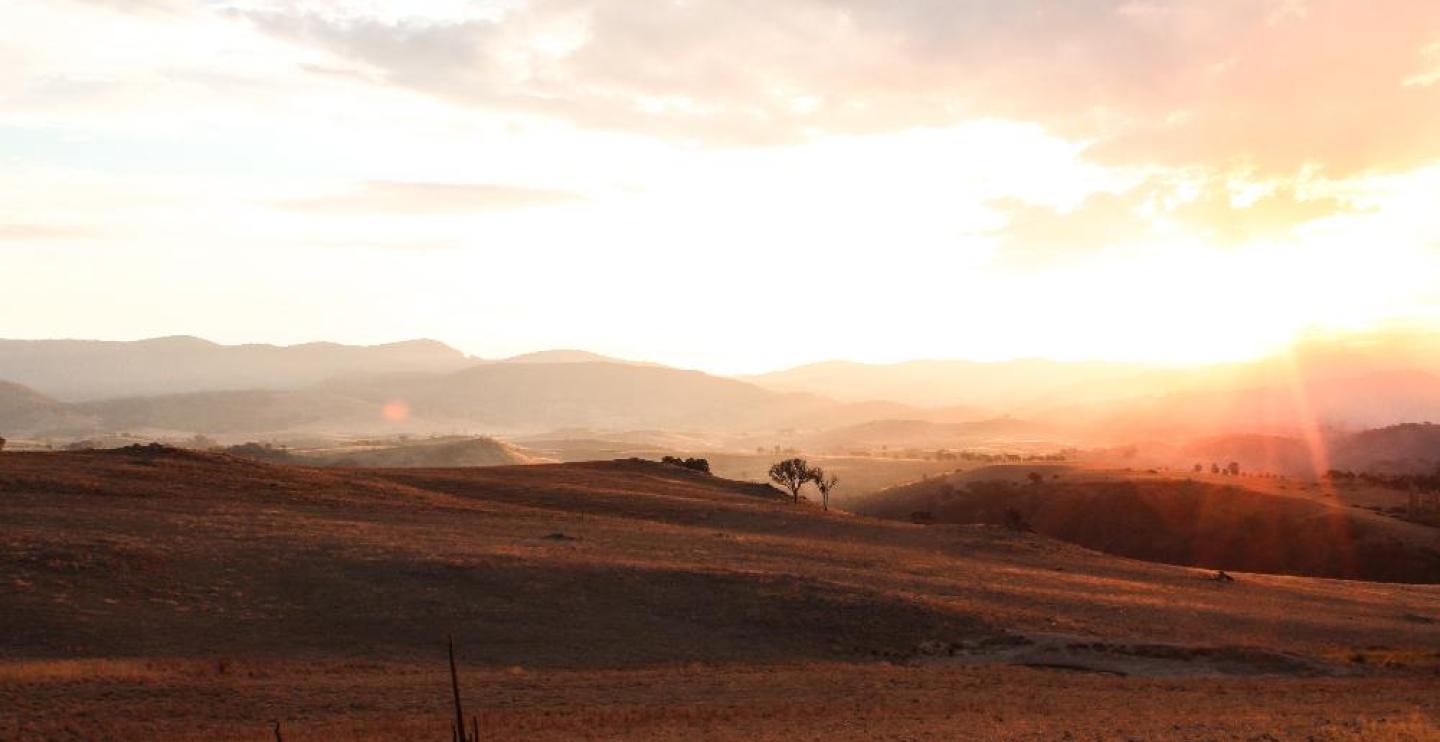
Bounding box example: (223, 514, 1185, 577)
(813, 469, 838, 511)
(768, 458, 814, 504)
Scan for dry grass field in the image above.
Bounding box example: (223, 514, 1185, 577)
(3, 447, 1439, 740)
(857, 464, 1440, 583)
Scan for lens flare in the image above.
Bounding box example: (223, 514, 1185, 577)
(381, 400, 411, 423)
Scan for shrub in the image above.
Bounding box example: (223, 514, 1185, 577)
(1003, 508, 1033, 533)
(661, 456, 711, 474)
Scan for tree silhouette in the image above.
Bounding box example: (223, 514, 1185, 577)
(768, 458, 814, 504)
(813, 469, 838, 511)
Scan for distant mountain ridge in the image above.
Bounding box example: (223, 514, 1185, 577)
(742, 358, 1168, 411)
(0, 336, 475, 401)
(0, 359, 954, 439)
(4, 332, 1440, 450)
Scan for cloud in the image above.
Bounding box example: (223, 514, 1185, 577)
(230, 0, 1440, 175)
(275, 181, 584, 214)
(0, 224, 94, 242)
(67, 0, 189, 14)
(987, 176, 1358, 262)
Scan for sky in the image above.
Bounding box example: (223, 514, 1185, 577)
(2, 0, 1439, 374)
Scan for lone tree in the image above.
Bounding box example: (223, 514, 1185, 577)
(813, 469, 839, 511)
(769, 458, 814, 504)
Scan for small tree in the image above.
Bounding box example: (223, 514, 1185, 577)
(1227, 461, 1240, 477)
(813, 469, 838, 511)
(769, 458, 814, 504)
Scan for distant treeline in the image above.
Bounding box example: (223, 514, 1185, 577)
(1325, 468, 1440, 493)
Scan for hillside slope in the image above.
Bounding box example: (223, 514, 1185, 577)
(1172, 423, 1440, 477)
(2, 449, 1439, 739)
(3, 448, 1436, 661)
(0, 381, 96, 435)
(855, 467, 1440, 582)
(321, 436, 540, 468)
(321, 362, 918, 434)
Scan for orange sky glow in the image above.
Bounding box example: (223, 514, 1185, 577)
(2, 0, 1438, 373)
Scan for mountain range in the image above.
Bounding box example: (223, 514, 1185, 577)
(1, 333, 1438, 455)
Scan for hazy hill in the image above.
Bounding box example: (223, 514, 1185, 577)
(1178, 435, 1319, 476)
(747, 333, 1440, 439)
(497, 349, 651, 365)
(322, 436, 540, 468)
(0, 381, 96, 435)
(1335, 423, 1440, 474)
(322, 362, 915, 435)
(74, 389, 389, 436)
(1178, 423, 1440, 477)
(0, 336, 475, 401)
(1069, 369, 1440, 443)
(2, 358, 958, 438)
(9, 331, 1440, 444)
(743, 358, 1157, 411)
(786, 417, 1060, 453)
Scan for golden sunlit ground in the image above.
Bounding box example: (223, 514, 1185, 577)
(3, 449, 1438, 740)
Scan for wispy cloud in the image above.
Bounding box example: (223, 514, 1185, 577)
(0, 224, 94, 242)
(275, 181, 584, 214)
(232, 0, 1440, 175)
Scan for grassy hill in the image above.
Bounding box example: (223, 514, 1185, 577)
(2, 448, 1438, 739)
(855, 465, 1440, 583)
(318, 436, 540, 468)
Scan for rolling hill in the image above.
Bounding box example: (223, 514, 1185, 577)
(855, 465, 1440, 582)
(1, 448, 1437, 739)
(318, 436, 540, 468)
(318, 362, 940, 436)
(2, 360, 935, 438)
(747, 332, 1440, 441)
(782, 417, 1061, 453)
(1177, 423, 1440, 478)
(0, 381, 96, 435)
